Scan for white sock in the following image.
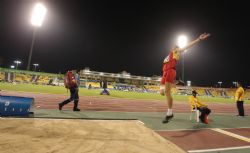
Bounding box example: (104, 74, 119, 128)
(166, 109, 173, 116)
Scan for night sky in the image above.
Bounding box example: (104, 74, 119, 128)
(0, 0, 249, 87)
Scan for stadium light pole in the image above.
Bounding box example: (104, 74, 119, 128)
(218, 81, 222, 88)
(27, 3, 47, 71)
(232, 81, 237, 88)
(14, 60, 21, 70)
(177, 35, 188, 83)
(33, 63, 39, 71)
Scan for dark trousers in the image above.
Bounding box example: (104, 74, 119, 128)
(60, 88, 79, 109)
(236, 101, 244, 116)
(197, 107, 211, 122)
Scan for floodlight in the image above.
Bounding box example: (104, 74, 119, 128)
(177, 35, 188, 48)
(31, 3, 47, 27)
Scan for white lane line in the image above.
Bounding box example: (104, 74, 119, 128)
(188, 145, 250, 153)
(155, 127, 250, 132)
(212, 128, 250, 143)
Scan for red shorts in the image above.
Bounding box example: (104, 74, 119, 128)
(161, 69, 176, 84)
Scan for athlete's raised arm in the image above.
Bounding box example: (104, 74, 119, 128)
(177, 33, 210, 53)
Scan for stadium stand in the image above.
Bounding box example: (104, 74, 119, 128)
(36, 75, 52, 85)
(145, 85, 160, 92)
(14, 74, 23, 82)
(244, 90, 250, 99)
(1, 67, 249, 99)
(86, 81, 101, 89)
(31, 75, 39, 83)
(13, 73, 32, 83)
(225, 89, 236, 98)
(205, 89, 213, 96)
(210, 89, 220, 97)
(221, 90, 229, 98)
(113, 84, 134, 91)
(194, 88, 206, 96)
(107, 84, 113, 89)
(176, 86, 192, 95)
(0, 71, 5, 81)
(171, 87, 178, 94)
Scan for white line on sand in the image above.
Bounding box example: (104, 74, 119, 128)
(137, 120, 145, 125)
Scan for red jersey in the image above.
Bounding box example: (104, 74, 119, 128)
(162, 49, 180, 71)
(160, 50, 180, 84)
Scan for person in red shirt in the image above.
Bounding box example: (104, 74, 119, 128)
(161, 33, 210, 123)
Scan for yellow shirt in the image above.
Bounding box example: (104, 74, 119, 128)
(235, 87, 244, 102)
(163, 49, 180, 63)
(173, 50, 180, 61)
(189, 95, 207, 109)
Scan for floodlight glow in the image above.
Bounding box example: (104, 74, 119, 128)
(31, 3, 47, 27)
(232, 81, 237, 87)
(33, 63, 39, 71)
(124, 74, 131, 77)
(14, 60, 21, 64)
(10, 65, 15, 69)
(84, 68, 90, 72)
(14, 60, 21, 69)
(218, 81, 222, 88)
(177, 35, 188, 48)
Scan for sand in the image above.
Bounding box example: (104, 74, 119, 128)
(0, 118, 185, 153)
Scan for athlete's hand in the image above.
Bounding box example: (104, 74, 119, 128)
(199, 33, 210, 40)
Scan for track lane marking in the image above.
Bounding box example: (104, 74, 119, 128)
(212, 128, 250, 143)
(188, 145, 250, 153)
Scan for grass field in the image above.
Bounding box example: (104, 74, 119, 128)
(1, 82, 249, 104)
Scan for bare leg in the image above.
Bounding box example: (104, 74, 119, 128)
(165, 82, 173, 109)
(160, 85, 165, 96)
(162, 82, 174, 123)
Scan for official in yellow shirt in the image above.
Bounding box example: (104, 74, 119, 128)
(235, 82, 245, 116)
(189, 90, 211, 124)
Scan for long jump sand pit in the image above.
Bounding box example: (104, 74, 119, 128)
(0, 118, 185, 153)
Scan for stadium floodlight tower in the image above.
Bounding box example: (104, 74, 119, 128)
(14, 60, 21, 70)
(218, 81, 222, 88)
(177, 35, 188, 83)
(33, 63, 39, 71)
(232, 81, 237, 88)
(27, 3, 47, 71)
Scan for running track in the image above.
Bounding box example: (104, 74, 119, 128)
(1, 90, 250, 152)
(1, 91, 249, 114)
